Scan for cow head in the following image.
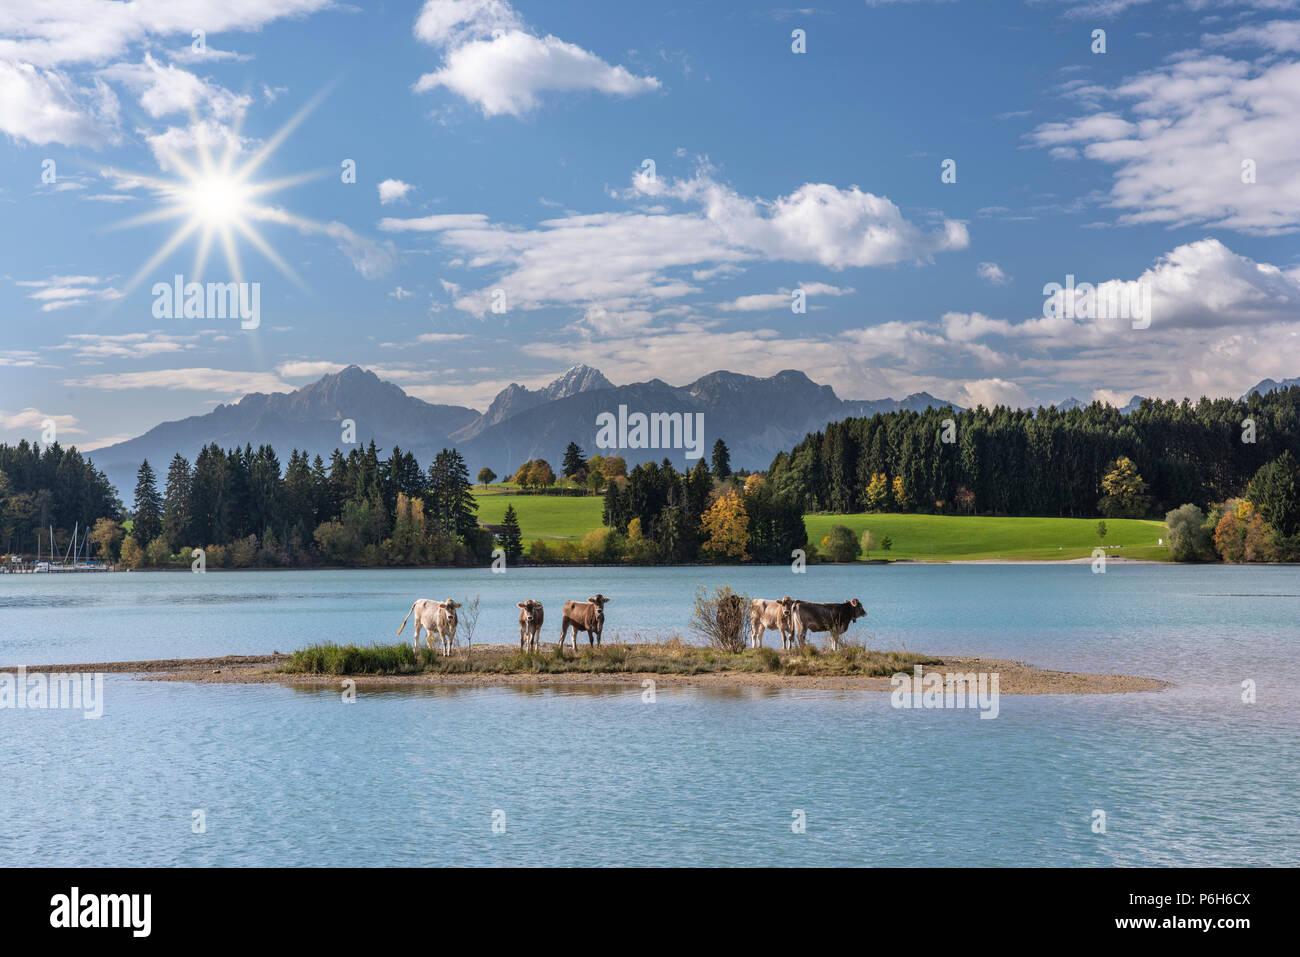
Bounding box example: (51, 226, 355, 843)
(587, 594, 610, 621)
(517, 599, 542, 625)
(846, 598, 866, 621)
(444, 598, 461, 610)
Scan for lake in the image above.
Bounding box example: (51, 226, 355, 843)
(1, 564, 1296, 866)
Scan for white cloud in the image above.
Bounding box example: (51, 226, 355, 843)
(0, 61, 120, 146)
(977, 262, 1010, 285)
(959, 378, 1030, 410)
(411, 0, 659, 116)
(378, 178, 414, 204)
(380, 166, 966, 318)
(13, 274, 122, 312)
(0, 0, 337, 68)
(275, 360, 345, 378)
(60, 368, 294, 394)
(0, 408, 82, 433)
(99, 54, 250, 119)
(1030, 56, 1300, 234)
(719, 282, 853, 311)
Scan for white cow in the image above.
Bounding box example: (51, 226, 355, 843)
(749, 596, 795, 649)
(396, 598, 461, 655)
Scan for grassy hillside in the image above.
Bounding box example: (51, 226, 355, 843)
(804, 513, 1168, 561)
(473, 487, 1169, 560)
(473, 489, 604, 542)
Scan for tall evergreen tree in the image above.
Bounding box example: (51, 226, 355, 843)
(132, 460, 163, 546)
(711, 438, 732, 480)
(162, 453, 192, 548)
(499, 503, 523, 561)
(562, 441, 587, 478)
(425, 448, 478, 539)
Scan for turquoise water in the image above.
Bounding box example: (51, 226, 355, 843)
(1, 564, 1297, 866)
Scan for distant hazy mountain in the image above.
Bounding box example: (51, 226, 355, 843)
(94, 365, 478, 499)
(452, 364, 613, 441)
(455, 369, 961, 479)
(1118, 395, 1148, 415)
(1243, 377, 1300, 399)
(1055, 397, 1085, 411)
(92, 364, 961, 502)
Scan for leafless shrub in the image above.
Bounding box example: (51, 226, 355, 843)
(689, 584, 749, 653)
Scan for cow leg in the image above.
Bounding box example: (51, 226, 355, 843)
(412, 623, 422, 653)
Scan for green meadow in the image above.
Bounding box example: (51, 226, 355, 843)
(473, 487, 1169, 561)
(802, 513, 1168, 562)
(473, 488, 604, 542)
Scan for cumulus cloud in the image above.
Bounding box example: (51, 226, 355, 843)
(99, 54, 249, 119)
(411, 0, 659, 116)
(379, 166, 966, 319)
(959, 378, 1030, 410)
(0, 61, 120, 146)
(0, 408, 82, 434)
(977, 262, 1010, 285)
(0, 0, 336, 68)
(378, 178, 414, 204)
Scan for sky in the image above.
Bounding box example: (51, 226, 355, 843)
(2, 0, 1299, 453)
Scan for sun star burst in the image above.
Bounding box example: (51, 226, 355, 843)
(106, 93, 330, 296)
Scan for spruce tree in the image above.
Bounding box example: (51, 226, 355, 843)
(499, 503, 523, 561)
(132, 460, 163, 546)
(711, 438, 731, 480)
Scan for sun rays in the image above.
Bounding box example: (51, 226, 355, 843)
(104, 91, 332, 297)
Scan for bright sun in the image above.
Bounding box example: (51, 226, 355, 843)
(183, 174, 251, 227)
(107, 96, 327, 293)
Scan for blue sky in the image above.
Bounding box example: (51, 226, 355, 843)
(2, 0, 1299, 452)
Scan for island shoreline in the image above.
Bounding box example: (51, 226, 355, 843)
(5, 652, 1170, 694)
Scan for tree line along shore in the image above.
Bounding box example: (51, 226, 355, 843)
(2, 386, 1298, 568)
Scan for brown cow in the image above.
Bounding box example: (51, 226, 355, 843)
(517, 599, 545, 653)
(749, 596, 795, 649)
(559, 594, 611, 651)
(789, 598, 866, 650)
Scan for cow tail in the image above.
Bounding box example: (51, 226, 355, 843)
(396, 601, 417, 636)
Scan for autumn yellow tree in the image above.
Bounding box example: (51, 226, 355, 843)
(700, 488, 749, 560)
(891, 475, 912, 512)
(119, 534, 144, 569)
(865, 472, 890, 511)
(1099, 456, 1150, 518)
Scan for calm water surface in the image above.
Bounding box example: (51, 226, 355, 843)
(1, 564, 1296, 866)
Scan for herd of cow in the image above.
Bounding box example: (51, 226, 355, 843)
(396, 594, 868, 654)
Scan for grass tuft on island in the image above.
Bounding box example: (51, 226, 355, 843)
(283, 639, 942, 678)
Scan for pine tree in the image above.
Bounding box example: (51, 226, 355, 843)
(132, 460, 163, 546)
(499, 503, 523, 561)
(711, 438, 731, 480)
(162, 453, 192, 549)
(562, 442, 587, 478)
(425, 448, 478, 539)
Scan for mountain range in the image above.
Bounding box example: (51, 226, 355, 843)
(90, 365, 959, 501)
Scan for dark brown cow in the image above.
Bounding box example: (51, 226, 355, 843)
(790, 598, 866, 650)
(517, 599, 544, 652)
(560, 594, 611, 651)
